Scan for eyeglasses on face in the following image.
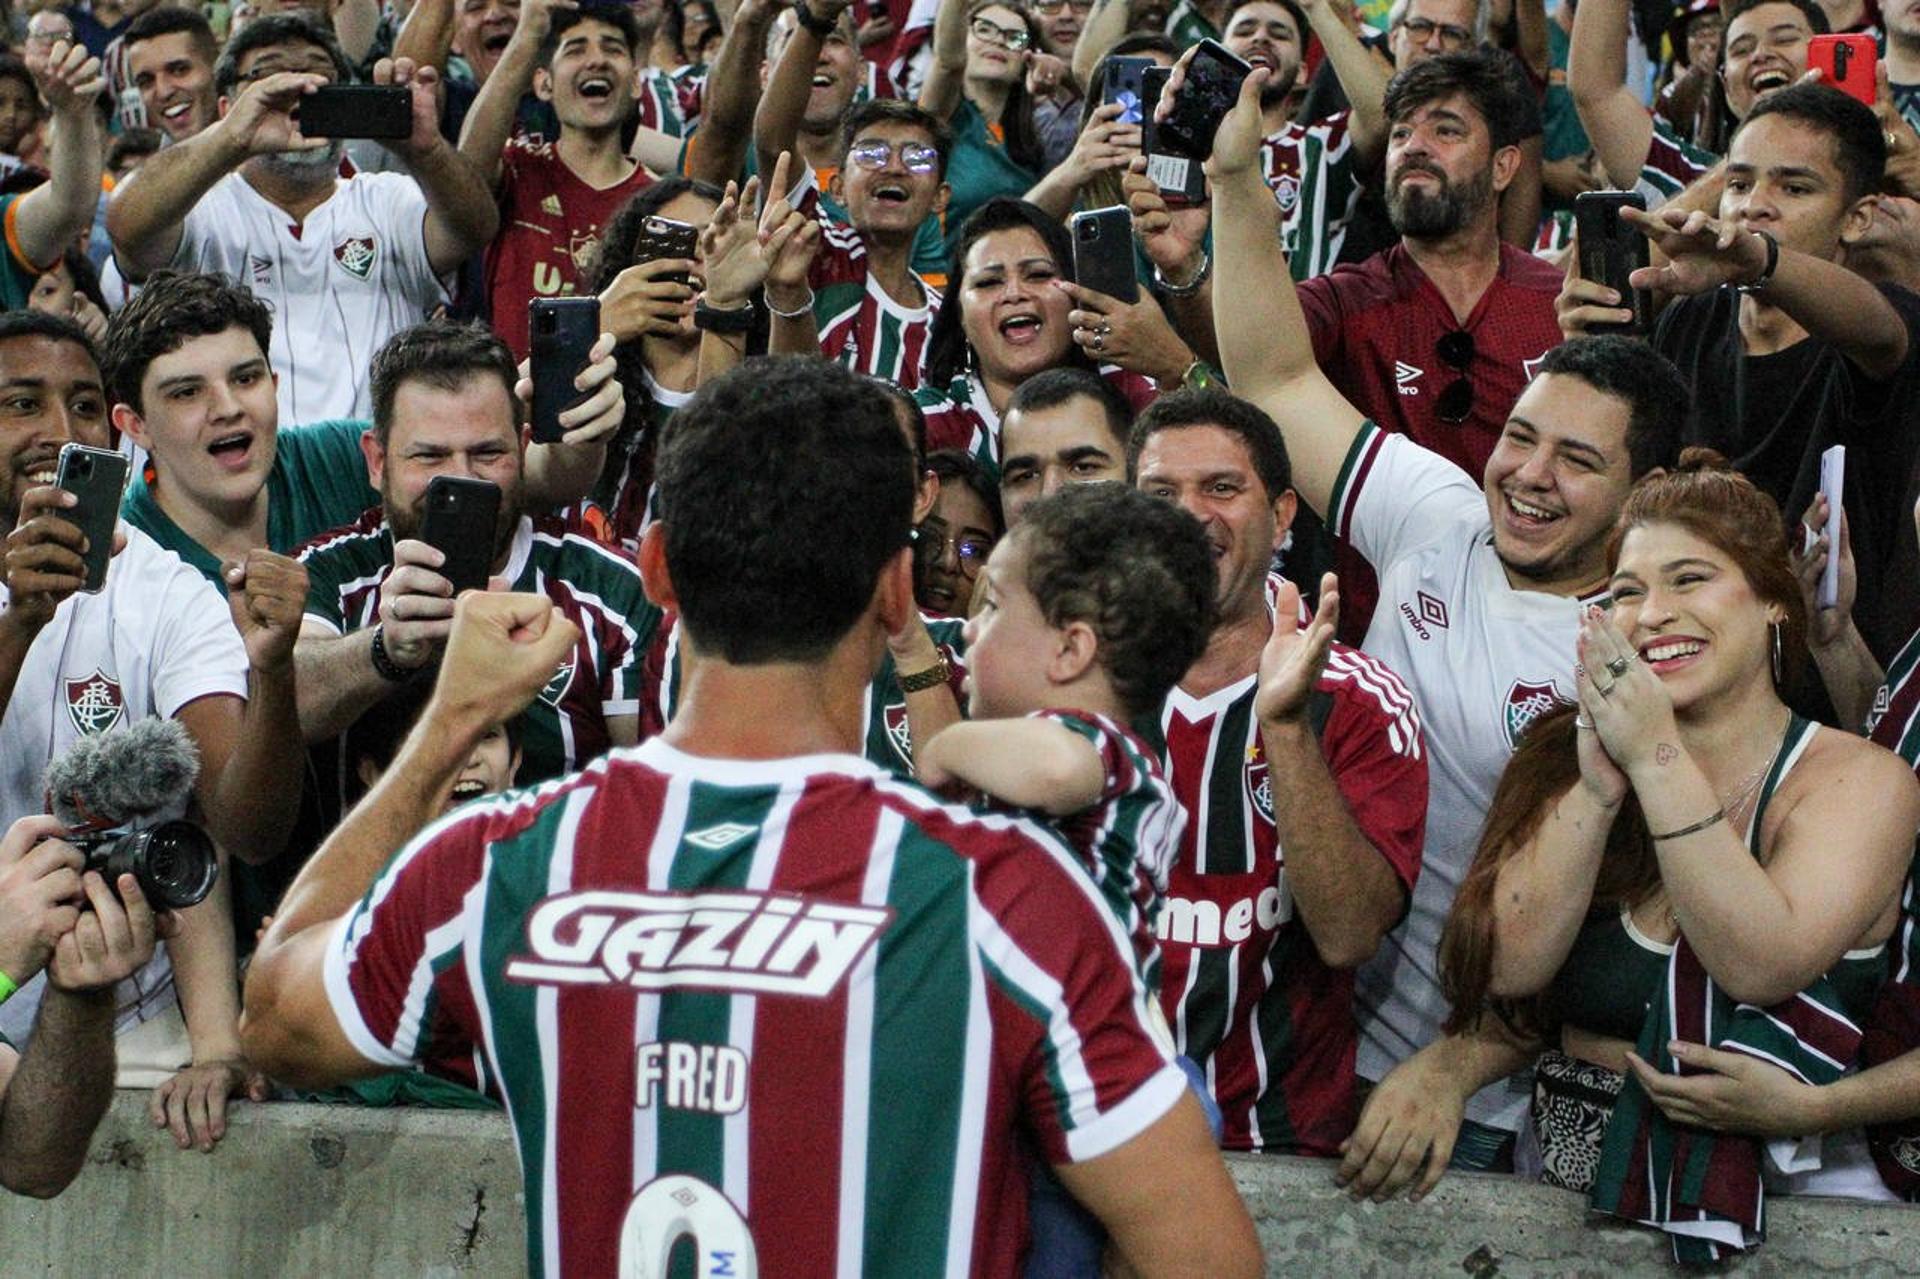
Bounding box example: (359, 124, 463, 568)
(915, 518, 994, 577)
(1400, 16, 1474, 45)
(1033, 0, 1096, 13)
(847, 138, 942, 174)
(970, 17, 1032, 50)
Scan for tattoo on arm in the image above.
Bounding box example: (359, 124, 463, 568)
(1655, 742, 1678, 765)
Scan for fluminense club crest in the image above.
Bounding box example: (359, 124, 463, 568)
(1244, 744, 1274, 823)
(883, 701, 913, 766)
(65, 669, 125, 735)
(1503, 678, 1567, 750)
(539, 659, 575, 708)
(333, 235, 376, 280)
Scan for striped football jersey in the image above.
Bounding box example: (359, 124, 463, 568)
(297, 506, 661, 788)
(808, 217, 942, 390)
(1154, 641, 1427, 1154)
(915, 367, 1159, 476)
(1262, 112, 1364, 282)
(324, 739, 1184, 1277)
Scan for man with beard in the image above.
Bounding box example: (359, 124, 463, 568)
(293, 322, 655, 826)
(106, 14, 498, 424)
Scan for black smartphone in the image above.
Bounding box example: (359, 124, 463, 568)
(1102, 55, 1156, 125)
(1141, 66, 1208, 207)
(1573, 190, 1652, 336)
(529, 296, 601, 445)
(421, 476, 502, 596)
(53, 443, 129, 595)
(633, 215, 698, 287)
(1070, 206, 1140, 304)
(296, 85, 412, 140)
(1156, 40, 1251, 160)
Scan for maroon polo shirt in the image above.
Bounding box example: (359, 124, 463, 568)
(1298, 242, 1564, 638)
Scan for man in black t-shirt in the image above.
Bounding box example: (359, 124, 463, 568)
(1561, 83, 1920, 663)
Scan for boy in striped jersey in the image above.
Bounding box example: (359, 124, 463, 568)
(765, 98, 952, 389)
(1129, 388, 1430, 1156)
(241, 357, 1261, 1279)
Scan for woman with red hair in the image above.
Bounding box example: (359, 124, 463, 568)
(1440, 450, 1919, 1258)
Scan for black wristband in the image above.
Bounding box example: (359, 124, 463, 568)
(1737, 228, 1779, 295)
(794, 2, 838, 37)
(693, 298, 756, 335)
(369, 624, 419, 684)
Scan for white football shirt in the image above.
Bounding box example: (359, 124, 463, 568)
(164, 169, 448, 425)
(0, 527, 249, 1045)
(1329, 422, 1606, 1132)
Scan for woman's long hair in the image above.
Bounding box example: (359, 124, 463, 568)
(922, 197, 1095, 388)
(1439, 448, 1806, 1038)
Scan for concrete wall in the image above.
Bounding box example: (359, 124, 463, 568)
(1, 1091, 1915, 1276)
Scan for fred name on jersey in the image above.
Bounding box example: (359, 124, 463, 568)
(505, 888, 894, 998)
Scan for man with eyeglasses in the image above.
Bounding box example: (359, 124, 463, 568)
(762, 99, 952, 388)
(106, 13, 498, 424)
(1029, 0, 1093, 170)
(1386, 0, 1484, 67)
(1127, 386, 1429, 1159)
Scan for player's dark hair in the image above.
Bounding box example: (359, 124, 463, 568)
(1722, 0, 1829, 42)
(1126, 388, 1292, 500)
(1006, 367, 1133, 451)
(925, 198, 1091, 388)
(103, 271, 274, 414)
(0, 308, 97, 366)
(1534, 336, 1687, 479)
(1017, 484, 1216, 718)
(1738, 82, 1884, 204)
(656, 357, 914, 663)
(840, 98, 954, 178)
(1382, 48, 1540, 150)
(125, 5, 217, 62)
(541, 5, 646, 66)
(215, 12, 353, 96)
(369, 321, 520, 448)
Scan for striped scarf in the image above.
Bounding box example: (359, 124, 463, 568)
(1589, 938, 1863, 1262)
(1862, 861, 1920, 1199)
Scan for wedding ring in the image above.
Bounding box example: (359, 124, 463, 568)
(1605, 656, 1632, 678)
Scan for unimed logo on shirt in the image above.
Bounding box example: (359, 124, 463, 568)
(506, 890, 892, 997)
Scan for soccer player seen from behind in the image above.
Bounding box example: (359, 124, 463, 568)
(238, 357, 1262, 1279)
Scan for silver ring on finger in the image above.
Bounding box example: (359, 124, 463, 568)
(1097, 321, 1112, 336)
(1605, 655, 1632, 678)
(1091, 333, 1106, 353)
(1574, 715, 1595, 730)
(1594, 678, 1616, 697)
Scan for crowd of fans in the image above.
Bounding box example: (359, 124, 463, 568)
(0, 0, 1915, 1268)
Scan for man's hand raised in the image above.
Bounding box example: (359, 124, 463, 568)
(225, 550, 309, 674)
(371, 55, 445, 161)
(216, 70, 332, 160)
(25, 38, 104, 118)
(426, 591, 581, 739)
(1154, 48, 1270, 180)
(3, 483, 122, 636)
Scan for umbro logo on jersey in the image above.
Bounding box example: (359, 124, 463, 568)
(683, 822, 758, 852)
(507, 890, 893, 997)
(1398, 590, 1448, 641)
(333, 235, 376, 280)
(1394, 362, 1423, 396)
(541, 194, 563, 216)
(249, 254, 272, 286)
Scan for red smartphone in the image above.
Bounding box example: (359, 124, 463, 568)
(1808, 33, 1876, 107)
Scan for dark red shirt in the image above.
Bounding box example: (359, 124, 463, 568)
(1298, 243, 1563, 637)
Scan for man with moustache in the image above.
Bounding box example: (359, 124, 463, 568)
(106, 14, 498, 423)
